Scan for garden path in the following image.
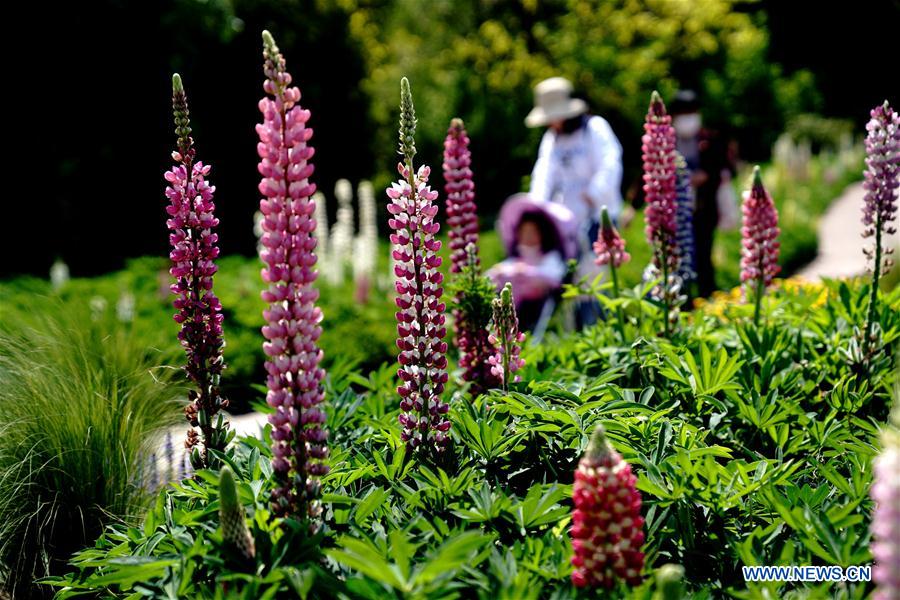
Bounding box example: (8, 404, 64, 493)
(797, 181, 899, 280)
(229, 410, 269, 438)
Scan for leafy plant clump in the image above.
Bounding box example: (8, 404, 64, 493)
(44, 279, 899, 598)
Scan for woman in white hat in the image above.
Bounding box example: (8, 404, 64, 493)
(526, 77, 623, 326)
(527, 77, 624, 228)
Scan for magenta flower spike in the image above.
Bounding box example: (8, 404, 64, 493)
(164, 73, 229, 469)
(389, 78, 450, 452)
(443, 118, 479, 274)
(488, 283, 525, 392)
(740, 167, 780, 325)
(443, 119, 495, 392)
(862, 101, 900, 360)
(642, 91, 680, 335)
(256, 31, 329, 520)
(571, 425, 645, 589)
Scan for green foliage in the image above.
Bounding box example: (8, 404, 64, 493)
(0, 306, 182, 595)
(448, 255, 496, 332)
(42, 279, 899, 598)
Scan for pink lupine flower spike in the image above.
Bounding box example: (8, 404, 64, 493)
(739, 166, 780, 326)
(641, 91, 681, 336)
(256, 31, 329, 522)
(389, 78, 450, 453)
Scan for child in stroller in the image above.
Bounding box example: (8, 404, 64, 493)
(486, 194, 578, 337)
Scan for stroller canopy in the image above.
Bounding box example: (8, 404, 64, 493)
(497, 194, 578, 260)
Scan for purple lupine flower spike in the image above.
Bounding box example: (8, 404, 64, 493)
(740, 167, 780, 325)
(257, 31, 329, 521)
(148, 453, 159, 493)
(164, 431, 175, 482)
(862, 101, 900, 361)
(389, 78, 450, 452)
(179, 451, 189, 481)
(674, 153, 696, 286)
(164, 73, 229, 469)
(642, 91, 681, 335)
(443, 118, 479, 274)
(488, 283, 525, 392)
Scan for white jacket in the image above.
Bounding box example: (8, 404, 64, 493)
(529, 115, 624, 226)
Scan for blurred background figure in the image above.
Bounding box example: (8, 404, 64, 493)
(670, 89, 737, 298)
(487, 194, 578, 338)
(526, 76, 624, 325)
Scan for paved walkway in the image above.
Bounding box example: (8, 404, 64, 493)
(229, 410, 269, 438)
(797, 182, 899, 280)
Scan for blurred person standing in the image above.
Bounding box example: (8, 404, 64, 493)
(670, 90, 736, 298)
(525, 77, 624, 325)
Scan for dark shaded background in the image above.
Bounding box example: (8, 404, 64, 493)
(3, 0, 897, 278)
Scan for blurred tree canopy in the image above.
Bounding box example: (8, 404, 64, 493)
(338, 0, 822, 207)
(3, 0, 896, 277)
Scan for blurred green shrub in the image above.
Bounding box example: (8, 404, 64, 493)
(785, 114, 855, 153)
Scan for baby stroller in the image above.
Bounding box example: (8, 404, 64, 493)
(487, 194, 578, 342)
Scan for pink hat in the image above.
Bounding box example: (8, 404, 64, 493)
(497, 194, 578, 260)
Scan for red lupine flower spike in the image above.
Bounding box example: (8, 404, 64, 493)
(571, 425, 645, 589)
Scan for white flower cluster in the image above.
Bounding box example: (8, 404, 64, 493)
(327, 179, 355, 285)
(306, 179, 380, 290)
(353, 181, 378, 286)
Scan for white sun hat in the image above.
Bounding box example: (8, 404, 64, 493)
(524, 77, 588, 128)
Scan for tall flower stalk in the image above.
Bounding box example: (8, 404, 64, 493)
(593, 206, 630, 338)
(257, 31, 329, 520)
(488, 283, 525, 392)
(388, 77, 450, 453)
(862, 101, 900, 362)
(642, 91, 680, 336)
(740, 167, 780, 326)
(571, 424, 645, 589)
(674, 153, 697, 289)
(443, 119, 495, 392)
(443, 118, 479, 274)
(164, 73, 229, 469)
